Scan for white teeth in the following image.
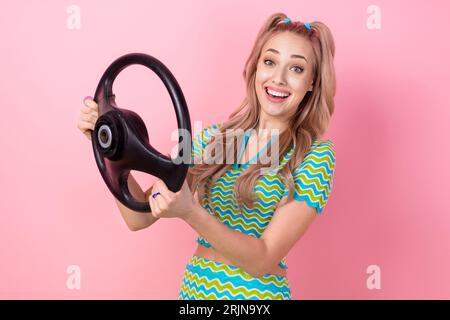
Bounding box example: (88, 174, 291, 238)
(266, 88, 290, 97)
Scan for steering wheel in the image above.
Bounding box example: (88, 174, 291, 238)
(91, 53, 192, 213)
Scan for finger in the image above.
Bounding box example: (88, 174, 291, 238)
(154, 178, 174, 199)
(83, 97, 98, 111)
(153, 187, 173, 205)
(150, 179, 171, 201)
(81, 105, 99, 116)
(149, 193, 160, 218)
(153, 192, 168, 212)
(83, 96, 93, 104)
(81, 113, 98, 123)
(80, 109, 98, 119)
(81, 114, 98, 123)
(77, 120, 95, 131)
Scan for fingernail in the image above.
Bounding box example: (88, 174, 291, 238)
(83, 96, 93, 104)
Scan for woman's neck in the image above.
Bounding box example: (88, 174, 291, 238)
(256, 121, 287, 138)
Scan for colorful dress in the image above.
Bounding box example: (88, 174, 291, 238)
(178, 122, 336, 300)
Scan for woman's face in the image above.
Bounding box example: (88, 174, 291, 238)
(255, 31, 315, 122)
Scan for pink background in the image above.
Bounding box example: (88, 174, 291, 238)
(1, 0, 449, 299)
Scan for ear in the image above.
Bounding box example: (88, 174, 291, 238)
(308, 80, 314, 91)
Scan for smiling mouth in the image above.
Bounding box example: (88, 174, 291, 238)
(264, 87, 291, 102)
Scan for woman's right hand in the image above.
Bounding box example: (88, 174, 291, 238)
(77, 96, 99, 141)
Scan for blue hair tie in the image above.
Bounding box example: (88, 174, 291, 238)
(304, 22, 312, 30)
(282, 17, 291, 24)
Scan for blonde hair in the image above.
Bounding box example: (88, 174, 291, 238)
(189, 12, 336, 209)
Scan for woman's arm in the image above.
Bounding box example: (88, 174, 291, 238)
(115, 173, 158, 231)
(183, 199, 317, 278)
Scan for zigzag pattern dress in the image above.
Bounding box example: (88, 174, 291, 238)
(178, 122, 336, 300)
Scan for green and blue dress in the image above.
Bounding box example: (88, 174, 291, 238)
(178, 122, 336, 300)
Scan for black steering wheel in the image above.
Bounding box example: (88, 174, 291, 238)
(91, 53, 192, 212)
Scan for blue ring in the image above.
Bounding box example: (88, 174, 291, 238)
(304, 22, 312, 30)
(152, 192, 161, 199)
(282, 17, 291, 24)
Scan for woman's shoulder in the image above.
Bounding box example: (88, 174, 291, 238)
(199, 121, 224, 136)
(309, 138, 336, 157)
(311, 138, 334, 148)
(294, 138, 336, 169)
(291, 138, 337, 214)
(191, 122, 225, 165)
(192, 121, 223, 143)
(205, 121, 224, 133)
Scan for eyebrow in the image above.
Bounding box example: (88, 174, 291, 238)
(265, 48, 308, 63)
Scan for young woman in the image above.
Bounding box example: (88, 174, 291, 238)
(77, 12, 336, 300)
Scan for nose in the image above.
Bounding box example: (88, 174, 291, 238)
(271, 68, 287, 86)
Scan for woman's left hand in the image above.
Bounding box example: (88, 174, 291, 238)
(148, 178, 198, 220)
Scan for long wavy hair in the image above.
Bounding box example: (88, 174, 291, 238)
(189, 12, 336, 209)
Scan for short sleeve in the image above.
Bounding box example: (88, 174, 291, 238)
(189, 122, 223, 167)
(292, 140, 336, 214)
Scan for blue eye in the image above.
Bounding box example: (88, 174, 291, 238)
(292, 66, 304, 73)
(263, 59, 304, 73)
